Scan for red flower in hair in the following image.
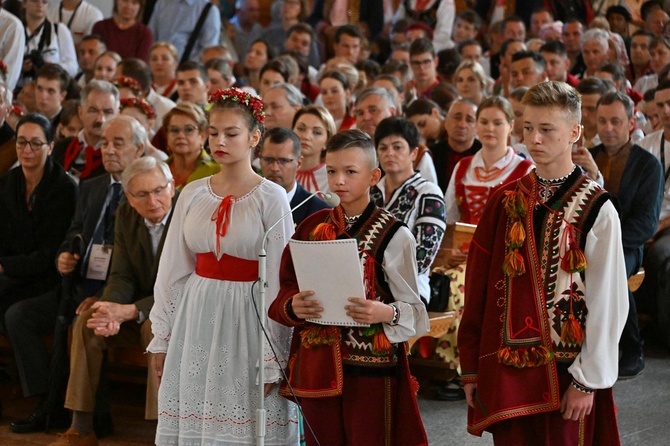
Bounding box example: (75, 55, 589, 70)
(207, 87, 265, 126)
(120, 97, 156, 119)
(9, 105, 25, 118)
(114, 76, 142, 97)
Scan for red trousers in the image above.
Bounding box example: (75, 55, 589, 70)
(299, 374, 398, 446)
(489, 370, 621, 446)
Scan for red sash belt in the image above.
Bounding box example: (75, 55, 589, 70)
(195, 253, 258, 282)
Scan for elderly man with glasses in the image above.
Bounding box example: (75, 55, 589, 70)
(4, 115, 159, 441)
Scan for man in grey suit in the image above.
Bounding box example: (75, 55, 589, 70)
(5, 115, 146, 434)
(54, 156, 177, 446)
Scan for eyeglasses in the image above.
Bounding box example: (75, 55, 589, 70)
(127, 183, 171, 200)
(16, 138, 47, 151)
(260, 157, 295, 166)
(167, 125, 198, 136)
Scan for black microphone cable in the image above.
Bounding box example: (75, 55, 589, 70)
(250, 278, 322, 446)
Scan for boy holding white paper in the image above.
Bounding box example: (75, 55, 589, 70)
(268, 129, 430, 446)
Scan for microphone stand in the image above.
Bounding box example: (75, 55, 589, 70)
(255, 190, 338, 446)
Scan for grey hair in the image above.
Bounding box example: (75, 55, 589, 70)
(0, 78, 10, 105)
(581, 28, 609, 51)
(265, 82, 304, 107)
(355, 86, 395, 110)
(81, 80, 120, 109)
(102, 115, 147, 147)
(121, 157, 174, 191)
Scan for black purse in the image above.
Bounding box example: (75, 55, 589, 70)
(427, 271, 450, 312)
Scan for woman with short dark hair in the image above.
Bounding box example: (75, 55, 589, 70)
(0, 113, 77, 328)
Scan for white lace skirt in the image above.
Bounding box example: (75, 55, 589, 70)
(156, 274, 299, 445)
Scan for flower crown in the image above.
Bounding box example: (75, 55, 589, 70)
(114, 76, 142, 96)
(207, 87, 265, 126)
(120, 97, 156, 119)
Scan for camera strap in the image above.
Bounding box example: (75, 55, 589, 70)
(25, 20, 52, 53)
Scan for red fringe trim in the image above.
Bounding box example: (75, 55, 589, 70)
(497, 345, 554, 368)
(300, 325, 341, 348)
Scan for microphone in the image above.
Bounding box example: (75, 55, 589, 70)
(320, 191, 340, 207)
(255, 189, 336, 445)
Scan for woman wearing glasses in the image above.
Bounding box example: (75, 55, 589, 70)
(293, 105, 336, 193)
(0, 113, 77, 329)
(163, 102, 219, 190)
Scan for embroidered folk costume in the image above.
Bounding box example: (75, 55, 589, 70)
(436, 147, 532, 367)
(446, 147, 534, 225)
(149, 87, 298, 446)
(370, 171, 446, 301)
(269, 203, 430, 446)
(458, 168, 629, 443)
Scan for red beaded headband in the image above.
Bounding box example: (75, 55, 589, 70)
(207, 87, 265, 126)
(114, 76, 142, 97)
(120, 97, 156, 120)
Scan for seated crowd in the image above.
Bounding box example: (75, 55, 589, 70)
(0, 0, 669, 445)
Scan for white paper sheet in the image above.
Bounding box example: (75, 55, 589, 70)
(289, 239, 368, 327)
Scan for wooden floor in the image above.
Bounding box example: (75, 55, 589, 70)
(0, 379, 156, 445)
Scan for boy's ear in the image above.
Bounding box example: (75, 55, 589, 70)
(370, 167, 382, 186)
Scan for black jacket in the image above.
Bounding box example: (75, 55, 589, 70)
(0, 157, 77, 291)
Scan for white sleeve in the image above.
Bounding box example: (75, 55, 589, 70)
(382, 226, 430, 343)
(56, 23, 79, 77)
(1, 18, 25, 91)
(417, 151, 438, 185)
(568, 200, 629, 389)
(432, 0, 456, 52)
(261, 185, 296, 383)
(392, 4, 407, 23)
(444, 160, 461, 225)
(147, 187, 197, 353)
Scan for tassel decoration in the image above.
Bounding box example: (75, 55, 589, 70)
(560, 314, 585, 344)
(310, 222, 337, 241)
(300, 325, 341, 348)
(503, 249, 526, 277)
(409, 374, 420, 394)
(372, 330, 392, 355)
(560, 224, 587, 273)
(561, 247, 587, 273)
(503, 190, 527, 219)
(497, 345, 554, 368)
(363, 254, 376, 300)
(506, 220, 526, 248)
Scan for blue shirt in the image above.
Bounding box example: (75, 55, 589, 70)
(148, 0, 221, 62)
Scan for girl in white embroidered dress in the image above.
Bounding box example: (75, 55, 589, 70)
(148, 88, 298, 445)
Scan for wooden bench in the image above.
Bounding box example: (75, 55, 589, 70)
(0, 332, 149, 386)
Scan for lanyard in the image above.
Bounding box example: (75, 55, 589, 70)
(59, 1, 83, 29)
(24, 20, 45, 44)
